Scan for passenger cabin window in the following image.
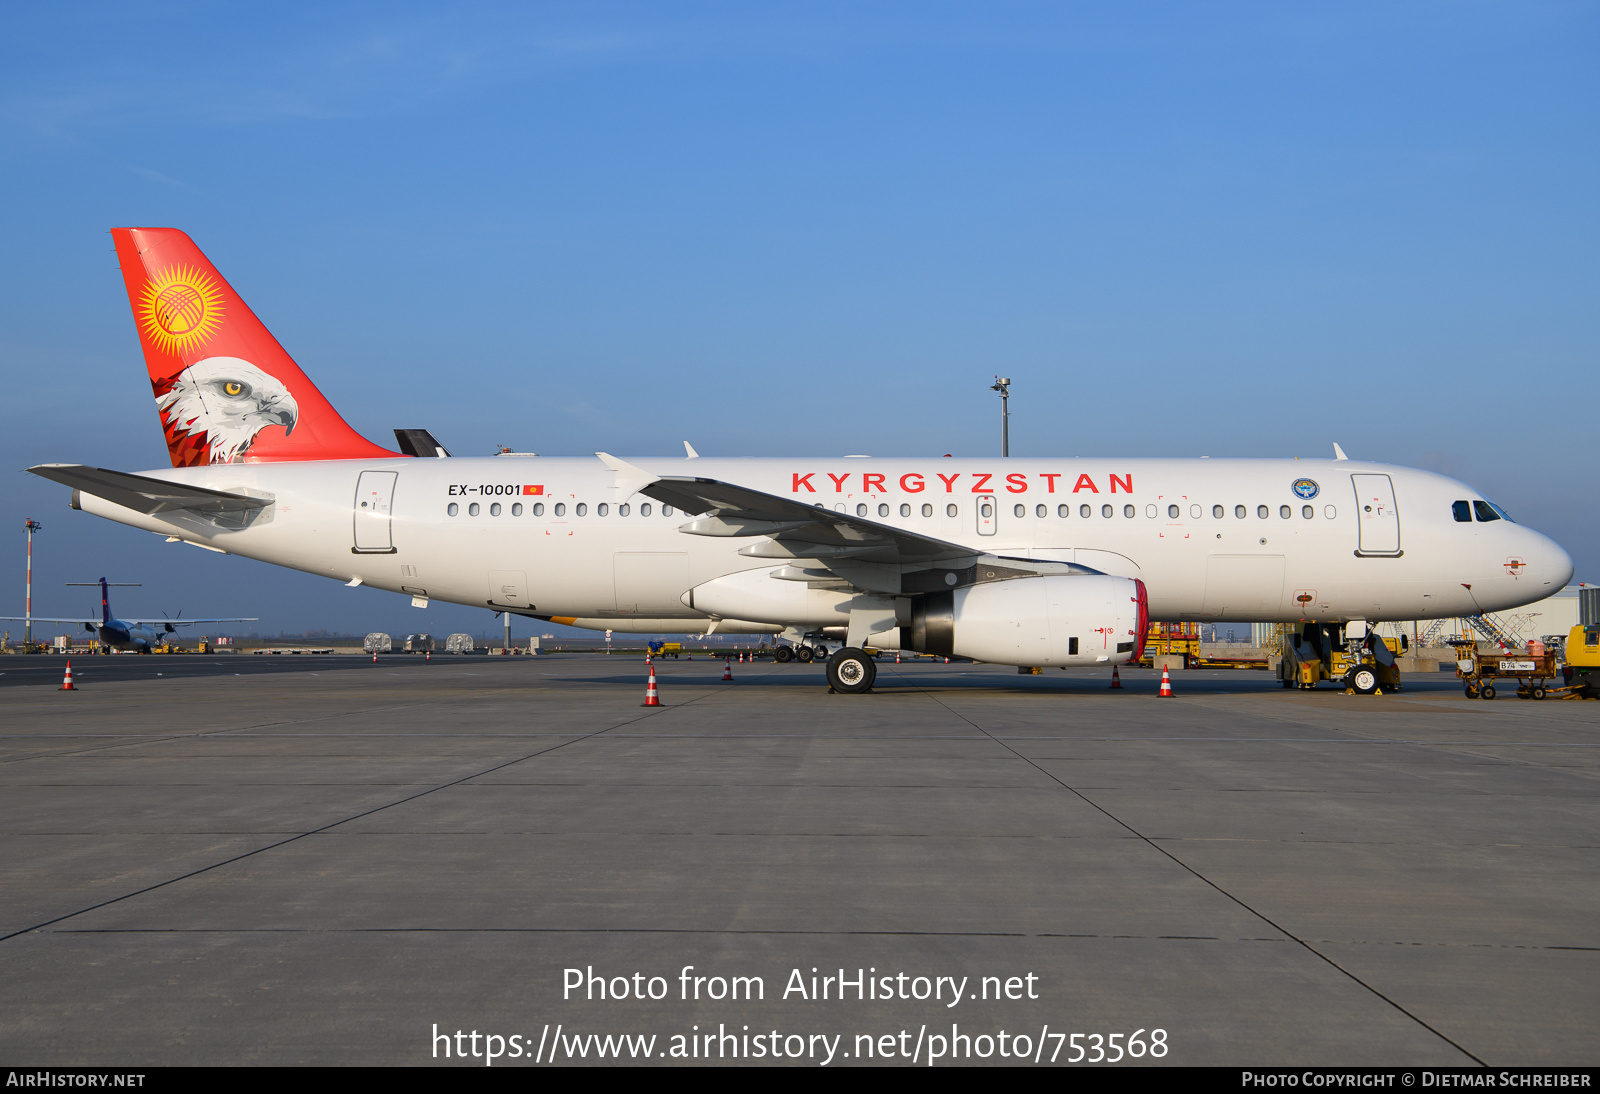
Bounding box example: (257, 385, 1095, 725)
(532, 503, 544, 516)
(1302, 505, 1313, 519)
(575, 503, 588, 517)
(1473, 501, 1500, 522)
(900, 504, 911, 517)
(596, 503, 608, 516)
(879, 503, 890, 517)
(946, 504, 958, 517)
(639, 503, 651, 516)
(1058, 504, 1070, 518)
(1257, 505, 1268, 519)
(1123, 504, 1135, 518)
(512, 502, 523, 516)
(554, 503, 566, 516)
(1279, 505, 1291, 519)
(1015, 504, 1026, 518)
(1036, 504, 1047, 518)
(1168, 504, 1180, 519)
(1101, 504, 1112, 518)
(618, 503, 629, 516)
(922, 503, 933, 517)
(1081, 504, 1092, 518)
(1235, 505, 1246, 518)
(1213, 504, 1224, 518)
(490, 502, 501, 517)
(1452, 501, 1472, 522)
(447, 502, 459, 516)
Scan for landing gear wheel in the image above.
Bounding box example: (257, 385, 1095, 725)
(1481, 684, 1497, 700)
(774, 646, 794, 663)
(796, 646, 815, 663)
(1532, 685, 1548, 700)
(826, 647, 877, 694)
(1347, 667, 1379, 695)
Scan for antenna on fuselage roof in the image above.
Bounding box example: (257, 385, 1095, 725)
(1332, 443, 1349, 461)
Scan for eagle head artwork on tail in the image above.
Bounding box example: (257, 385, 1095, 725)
(111, 227, 397, 467)
(153, 357, 300, 465)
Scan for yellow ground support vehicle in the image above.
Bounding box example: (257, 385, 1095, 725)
(1453, 626, 1600, 699)
(1453, 641, 1558, 700)
(1137, 622, 1201, 668)
(1557, 625, 1600, 699)
(1277, 622, 1402, 695)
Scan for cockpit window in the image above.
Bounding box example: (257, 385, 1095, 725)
(1452, 501, 1471, 523)
(1473, 500, 1514, 523)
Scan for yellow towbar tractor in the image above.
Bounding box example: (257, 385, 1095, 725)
(1278, 621, 1403, 695)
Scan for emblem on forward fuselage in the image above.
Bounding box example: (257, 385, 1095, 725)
(1292, 478, 1319, 500)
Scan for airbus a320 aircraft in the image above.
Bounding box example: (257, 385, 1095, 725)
(2, 576, 255, 653)
(27, 228, 1573, 692)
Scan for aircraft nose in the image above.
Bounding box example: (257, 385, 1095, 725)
(1526, 528, 1574, 591)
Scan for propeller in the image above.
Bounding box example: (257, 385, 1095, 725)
(162, 609, 182, 634)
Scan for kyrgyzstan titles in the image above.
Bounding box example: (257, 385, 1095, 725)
(789, 471, 1133, 496)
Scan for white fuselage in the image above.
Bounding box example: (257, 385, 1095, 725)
(75, 456, 1573, 629)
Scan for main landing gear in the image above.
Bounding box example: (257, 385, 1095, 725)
(826, 647, 877, 694)
(774, 644, 828, 664)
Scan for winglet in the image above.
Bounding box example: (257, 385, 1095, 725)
(596, 452, 659, 500)
(684, 441, 700, 459)
(1332, 443, 1349, 461)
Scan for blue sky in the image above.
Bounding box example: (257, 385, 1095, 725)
(2, 1, 1595, 636)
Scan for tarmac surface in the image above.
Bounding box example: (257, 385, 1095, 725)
(0, 654, 1594, 1067)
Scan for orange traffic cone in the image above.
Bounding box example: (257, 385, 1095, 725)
(372, 652, 378, 663)
(944, 656, 950, 664)
(642, 664, 661, 706)
(1110, 665, 1122, 689)
(59, 660, 77, 691)
(895, 651, 901, 663)
(1158, 667, 1174, 698)
(723, 657, 733, 681)
(425, 650, 431, 662)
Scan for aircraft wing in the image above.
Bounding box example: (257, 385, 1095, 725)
(117, 617, 257, 626)
(625, 466, 978, 566)
(597, 453, 1100, 597)
(27, 465, 271, 517)
(0, 617, 98, 625)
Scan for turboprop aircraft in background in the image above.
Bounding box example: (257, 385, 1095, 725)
(2, 577, 256, 652)
(24, 227, 1574, 691)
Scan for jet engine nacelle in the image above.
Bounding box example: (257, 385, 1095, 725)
(901, 575, 1148, 666)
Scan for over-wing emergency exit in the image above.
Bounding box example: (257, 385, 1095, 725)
(23, 227, 1574, 691)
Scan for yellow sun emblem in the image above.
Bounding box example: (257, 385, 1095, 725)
(137, 264, 225, 355)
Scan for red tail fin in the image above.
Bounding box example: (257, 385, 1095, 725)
(111, 228, 397, 466)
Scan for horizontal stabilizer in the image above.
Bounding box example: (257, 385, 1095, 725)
(28, 464, 271, 517)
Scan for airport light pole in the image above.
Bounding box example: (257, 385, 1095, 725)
(990, 377, 1012, 457)
(23, 519, 41, 649)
